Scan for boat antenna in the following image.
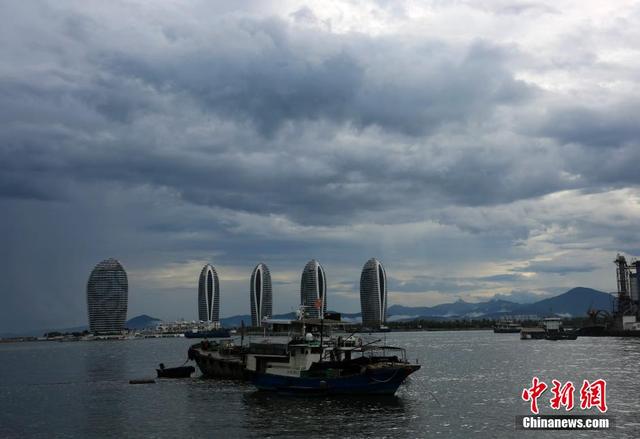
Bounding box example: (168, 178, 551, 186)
(344, 338, 382, 352)
(343, 326, 361, 343)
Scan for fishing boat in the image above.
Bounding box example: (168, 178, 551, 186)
(156, 363, 196, 378)
(520, 327, 546, 340)
(520, 317, 578, 340)
(541, 317, 579, 341)
(245, 318, 420, 395)
(493, 321, 521, 333)
(188, 339, 247, 379)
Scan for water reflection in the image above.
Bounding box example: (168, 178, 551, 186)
(243, 392, 408, 438)
(80, 342, 128, 438)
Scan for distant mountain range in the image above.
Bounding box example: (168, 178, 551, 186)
(1, 287, 615, 337)
(386, 287, 615, 321)
(218, 287, 615, 325)
(0, 315, 163, 338)
(126, 314, 162, 329)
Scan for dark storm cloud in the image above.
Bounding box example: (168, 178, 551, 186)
(4, 2, 632, 229)
(559, 141, 640, 191)
(536, 102, 640, 149)
(0, 174, 56, 201)
(0, 9, 546, 226)
(98, 21, 532, 137)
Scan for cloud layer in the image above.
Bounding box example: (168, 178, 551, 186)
(1, 0, 639, 331)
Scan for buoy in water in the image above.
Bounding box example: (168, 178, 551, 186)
(129, 379, 156, 384)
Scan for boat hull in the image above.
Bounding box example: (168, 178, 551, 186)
(252, 365, 420, 395)
(188, 344, 247, 379)
(156, 366, 195, 378)
(493, 328, 521, 333)
(545, 332, 578, 341)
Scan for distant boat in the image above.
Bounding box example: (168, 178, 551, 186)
(521, 317, 578, 340)
(541, 317, 578, 341)
(184, 328, 231, 338)
(493, 321, 521, 333)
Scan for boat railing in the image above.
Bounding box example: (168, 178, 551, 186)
(361, 345, 407, 362)
(249, 342, 289, 356)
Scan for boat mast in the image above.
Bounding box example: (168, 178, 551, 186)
(316, 298, 324, 362)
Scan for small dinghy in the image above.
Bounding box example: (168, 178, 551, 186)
(156, 363, 195, 378)
(130, 379, 155, 384)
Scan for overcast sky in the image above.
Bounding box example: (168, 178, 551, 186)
(2, 0, 639, 332)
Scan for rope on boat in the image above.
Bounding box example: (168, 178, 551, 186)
(368, 368, 401, 384)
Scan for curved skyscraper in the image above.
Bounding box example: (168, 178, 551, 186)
(250, 263, 273, 326)
(360, 258, 387, 328)
(300, 259, 327, 318)
(198, 264, 220, 323)
(87, 258, 128, 334)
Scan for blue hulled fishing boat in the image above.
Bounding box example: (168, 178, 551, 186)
(244, 318, 420, 395)
(251, 357, 420, 395)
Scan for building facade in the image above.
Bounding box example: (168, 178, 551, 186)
(198, 264, 220, 324)
(360, 258, 387, 328)
(87, 258, 128, 334)
(300, 259, 327, 318)
(250, 263, 273, 326)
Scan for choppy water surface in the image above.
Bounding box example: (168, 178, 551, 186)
(1, 331, 639, 438)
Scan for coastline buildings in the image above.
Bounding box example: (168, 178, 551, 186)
(87, 258, 128, 334)
(360, 258, 388, 328)
(300, 259, 327, 318)
(198, 264, 220, 325)
(250, 263, 273, 326)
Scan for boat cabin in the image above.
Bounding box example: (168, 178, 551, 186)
(542, 317, 562, 332)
